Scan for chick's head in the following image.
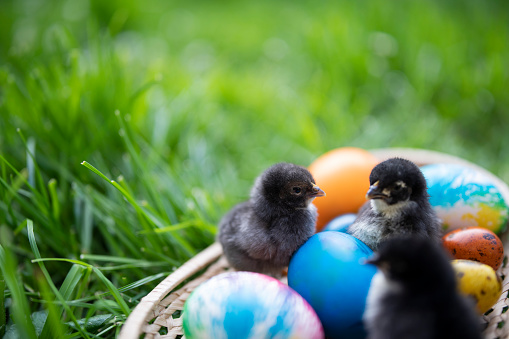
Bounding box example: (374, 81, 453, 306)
(368, 237, 455, 291)
(255, 163, 325, 209)
(367, 158, 428, 205)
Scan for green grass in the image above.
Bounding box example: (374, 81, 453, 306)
(1, 0, 509, 337)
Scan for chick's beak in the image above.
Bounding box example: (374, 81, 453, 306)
(364, 253, 382, 266)
(309, 184, 326, 198)
(366, 181, 387, 200)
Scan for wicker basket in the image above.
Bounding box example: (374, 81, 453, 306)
(118, 148, 509, 339)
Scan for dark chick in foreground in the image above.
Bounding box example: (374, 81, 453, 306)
(217, 162, 325, 276)
(347, 157, 441, 250)
(364, 237, 482, 339)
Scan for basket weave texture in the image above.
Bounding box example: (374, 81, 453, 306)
(118, 148, 509, 339)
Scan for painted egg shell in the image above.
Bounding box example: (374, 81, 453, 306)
(451, 259, 502, 314)
(421, 163, 509, 234)
(443, 227, 504, 270)
(182, 271, 324, 339)
(322, 213, 357, 232)
(288, 232, 376, 339)
(309, 147, 379, 231)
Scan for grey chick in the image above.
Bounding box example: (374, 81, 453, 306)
(347, 157, 441, 250)
(217, 162, 325, 276)
(364, 237, 483, 339)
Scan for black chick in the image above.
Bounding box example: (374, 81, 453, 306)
(364, 237, 482, 339)
(347, 157, 441, 250)
(217, 162, 325, 276)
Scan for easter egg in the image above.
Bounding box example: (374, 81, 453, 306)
(182, 271, 324, 339)
(451, 259, 502, 314)
(309, 147, 379, 231)
(288, 231, 376, 339)
(443, 227, 504, 270)
(322, 213, 357, 232)
(421, 163, 509, 234)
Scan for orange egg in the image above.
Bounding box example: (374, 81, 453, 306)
(309, 147, 379, 232)
(442, 227, 504, 270)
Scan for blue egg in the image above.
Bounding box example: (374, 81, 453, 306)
(322, 213, 357, 232)
(288, 232, 376, 339)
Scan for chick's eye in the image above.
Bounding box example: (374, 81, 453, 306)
(292, 187, 302, 194)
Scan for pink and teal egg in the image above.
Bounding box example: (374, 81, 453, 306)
(182, 271, 324, 339)
(421, 163, 508, 234)
(288, 232, 376, 339)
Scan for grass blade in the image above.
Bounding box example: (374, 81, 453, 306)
(0, 245, 38, 339)
(36, 274, 66, 339)
(33, 272, 167, 305)
(27, 220, 91, 339)
(91, 267, 130, 315)
(81, 160, 195, 256)
(39, 264, 87, 338)
(80, 161, 112, 183)
(29, 239, 130, 316)
(0, 264, 6, 337)
(48, 178, 60, 221)
(60, 264, 88, 299)
(32, 258, 91, 267)
(117, 272, 167, 294)
(80, 254, 161, 264)
(81, 197, 93, 254)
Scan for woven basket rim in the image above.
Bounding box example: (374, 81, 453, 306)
(119, 147, 509, 339)
(118, 242, 223, 339)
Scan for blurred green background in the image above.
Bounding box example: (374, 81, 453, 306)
(1, 0, 509, 337)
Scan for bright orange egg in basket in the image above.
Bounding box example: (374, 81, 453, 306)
(309, 147, 379, 232)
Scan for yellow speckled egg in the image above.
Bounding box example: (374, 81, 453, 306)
(451, 259, 502, 314)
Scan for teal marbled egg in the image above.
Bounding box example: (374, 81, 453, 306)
(421, 163, 508, 234)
